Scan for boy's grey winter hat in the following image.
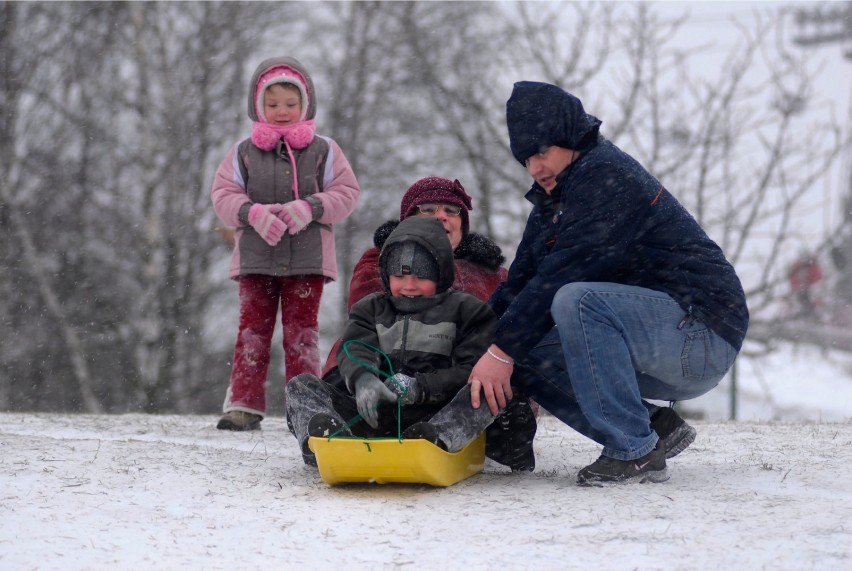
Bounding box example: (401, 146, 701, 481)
(382, 241, 440, 285)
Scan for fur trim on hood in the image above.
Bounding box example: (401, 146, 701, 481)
(247, 56, 317, 122)
(373, 219, 505, 270)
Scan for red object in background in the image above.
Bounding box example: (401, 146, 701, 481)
(788, 255, 823, 316)
(789, 256, 823, 291)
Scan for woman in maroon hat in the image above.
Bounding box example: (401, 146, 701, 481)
(351, 177, 505, 306)
(319, 176, 538, 472)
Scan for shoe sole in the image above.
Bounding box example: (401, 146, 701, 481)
(577, 466, 670, 487)
(216, 419, 261, 431)
(510, 463, 535, 473)
(664, 423, 696, 459)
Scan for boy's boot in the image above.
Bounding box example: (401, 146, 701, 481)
(485, 397, 536, 473)
(402, 422, 447, 451)
(302, 413, 351, 466)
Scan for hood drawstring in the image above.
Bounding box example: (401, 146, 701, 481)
(250, 120, 317, 199)
(282, 140, 300, 198)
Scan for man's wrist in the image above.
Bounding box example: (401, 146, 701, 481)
(486, 346, 514, 366)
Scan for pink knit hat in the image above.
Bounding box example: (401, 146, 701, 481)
(400, 177, 473, 236)
(255, 65, 309, 123)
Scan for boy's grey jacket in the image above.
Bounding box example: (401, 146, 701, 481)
(337, 217, 497, 410)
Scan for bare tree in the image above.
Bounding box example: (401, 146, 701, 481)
(110, 1, 276, 412)
(2, 1, 848, 414)
(0, 1, 275, 413)
(299, 1, 484, 322)
(492, 3, 849, 354)
(0, 1, 125, 412)
(391, 1, 522, 240)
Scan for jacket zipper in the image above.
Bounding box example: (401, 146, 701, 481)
(399, 314, 410, 368)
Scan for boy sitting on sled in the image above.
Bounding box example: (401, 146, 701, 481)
(285, 216, 535, 467)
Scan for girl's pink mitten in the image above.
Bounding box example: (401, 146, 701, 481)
(279, 200, 313, 235)
(248, 203, 287, 246)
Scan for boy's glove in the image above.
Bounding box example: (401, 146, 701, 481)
(385, 373, 422, 405)
(277, 199, 313, 235)
(354, 374, 397, 428)
(247, 203, 287, 246)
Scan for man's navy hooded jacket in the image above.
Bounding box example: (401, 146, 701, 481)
(489, 81, 749, 361)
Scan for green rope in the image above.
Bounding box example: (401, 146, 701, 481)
(342, 339, 394, 380)
(328, 340, 409, 443)
(342, 340, 411, 398)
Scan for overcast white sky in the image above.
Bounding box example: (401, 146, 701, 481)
(663, 0, 851, 231)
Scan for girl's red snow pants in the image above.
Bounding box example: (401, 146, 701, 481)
(222, 273, 324, 415)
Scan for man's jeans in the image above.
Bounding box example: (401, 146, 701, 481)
(513, 282, 737, 461)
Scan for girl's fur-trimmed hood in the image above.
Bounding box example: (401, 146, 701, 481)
(247, 56, 317, 122)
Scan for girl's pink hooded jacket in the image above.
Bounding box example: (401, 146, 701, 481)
(211, 56, 360, 281)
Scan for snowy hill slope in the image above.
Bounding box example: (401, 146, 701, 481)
(1, 412, 850, 570)
(688, 343, 852, 422)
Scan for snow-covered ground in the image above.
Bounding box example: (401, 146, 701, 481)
(2, 342, 851, 571)
(690, 343, 852, 422)
(2, 415, 850, 570)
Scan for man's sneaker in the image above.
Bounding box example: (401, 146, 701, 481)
(650, 406, 696, 459)
(302, 413, 350, 466)
(216, 411, 261, 431)
(402, 422, 447, 451)
(577, 441, 669, 486)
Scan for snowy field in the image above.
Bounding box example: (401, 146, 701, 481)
(688, 343, 852, 423)
(2, 411, 850, 570)
(2, 343, 851, 570)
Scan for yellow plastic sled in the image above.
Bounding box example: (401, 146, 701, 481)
(308, 432, 486, 487)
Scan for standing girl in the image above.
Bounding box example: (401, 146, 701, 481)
(211, 56, 360, 431)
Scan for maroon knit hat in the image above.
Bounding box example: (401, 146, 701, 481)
(399, 177, 473, 236)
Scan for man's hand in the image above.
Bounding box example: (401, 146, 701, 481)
(354, 373, 397, 428)
(468, 345, 514, 416)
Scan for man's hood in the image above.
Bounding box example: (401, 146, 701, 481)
(506, 81, 602, 165)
